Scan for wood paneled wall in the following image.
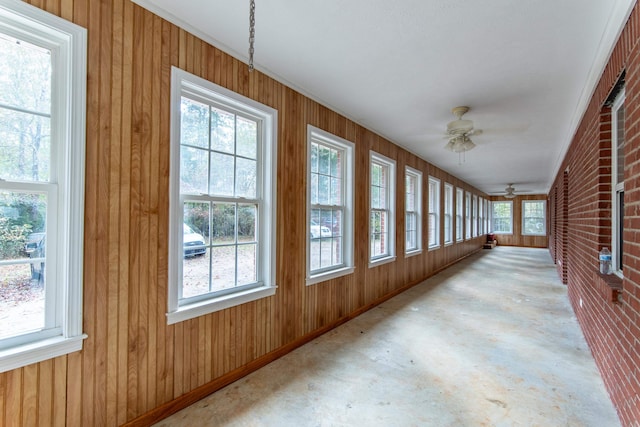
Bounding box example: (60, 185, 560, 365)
(1, 1, 486, 425)
(488, 194, 549, 248)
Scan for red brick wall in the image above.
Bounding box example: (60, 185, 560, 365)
(549, 3, 640, 424)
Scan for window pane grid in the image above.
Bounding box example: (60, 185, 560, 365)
(405, 168, 421, 253)
(492, 201, 513, 234)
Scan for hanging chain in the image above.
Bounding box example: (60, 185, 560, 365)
(248, 0, 255, 72)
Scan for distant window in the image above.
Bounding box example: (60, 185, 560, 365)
(456, 188, 463, 242)
(612, 88, 625, 275)
(306, 126, 354, 284)
(405, 167, 422, 255)
(0, 0, 87, 372)
(472, 195, 478, 237)
(370, 152, 396, 265)
(444, 183, 453, 244)
(465, 192, 471, 239)
(428, 177, 440, 248)
(492, 201, 513, 234)
(479, 197, 485, 235)
(522, 201, 546, 236)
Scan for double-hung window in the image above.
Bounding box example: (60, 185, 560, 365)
(307, 126, 354, 284)
(370, 152, 396, 265)
(612, 88, 625, 275)
(522, 200, 546, 236)
(465, 192, 471, 240)
(456, 188, 463, 242)
(492, 201, 513, 234)
(472, 195, 478, 237)
(0, 0, 87, 372)
(168, 67, 277, 324)
(444, 183, 453, 245)
(428, 177, 440, 249)
(405, 166, 422, 256)
(479, 197, 485, 234)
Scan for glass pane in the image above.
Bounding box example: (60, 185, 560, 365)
(211, 108, 235, 154)
(0, 109, 51, 182)
(371, 186, 380, 209)
(236, 157, 256, 198)
(371, 163, 381, 187)
(310, 239, 321, 271)
(310, 174, 319, 205)
(332, 210, 342, 236)
(184, 201, 210, 247)
(210, 152, 234, 196)
(180, 97, 209, 149)
(318, 145, 330, 175)
(0, 191, 47, 338)
(237, 244, 257, 285)
(183, 248, 211, 299)
(238, 204, 256, 242)
(616, 104, 625, 185)
(180, 146, 208, 194)
(236, 116, 257, 159)
(330, 177, 341, 206)
(0, 36, 51, 115)
(211, 245, 236, 291)
(211, 203, 236, 244)
(318, 175, 330, 205)
(310, 143, 319, 173)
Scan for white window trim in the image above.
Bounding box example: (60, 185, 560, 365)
(369, 151, 396, 267)
(492, 201, 514, 235)
(428, 176, 441, 249)
(168, 67, 277, 324)
(612, 88, 625, 276)
(0, 0, 87, 373)
(456, 188, 464, 242)
(521, 200, 547, 236)
(472, 195, 478, 237)
(405, 166, 422, 257)
(465, 192, 472, 240)
(306, 126, 355, 285)
(444, 183, 454, 246)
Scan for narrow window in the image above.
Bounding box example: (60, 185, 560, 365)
(492, 201, 513, 234)
(168, 67, 277, 324)
(472, 195, 478, 237)
(465, 192, 472, 240)
(456, 188, 464, 242)
(0, 0, 87, 372)
(444, 183, 453, 245)
(307, 126, 354, 284)
(522, 201, 546, 236)
(405, 166, 422, 256)
(428, 177, 440, 248)
(612, 88, 625, 275)
(370, 152, 396, 265)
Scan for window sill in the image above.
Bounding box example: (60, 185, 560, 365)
(0, 333, 87, 374)
(306, 266, 355, 286)
(368, 255, 396, 268)
(405, 249, 422, 258)
(595, 271, 623, 304)
(167, 285, 277, 324)
(428, 245, 441, 252)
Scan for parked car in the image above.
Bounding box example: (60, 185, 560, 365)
(310, 221, 332, 239)
(24, 232, 45, 280)
(183, 223, 206, 257)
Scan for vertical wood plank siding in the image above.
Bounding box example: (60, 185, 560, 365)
(1, 1, 489, 425)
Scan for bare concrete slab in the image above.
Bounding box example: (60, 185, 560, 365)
(156, 247, 619, 426)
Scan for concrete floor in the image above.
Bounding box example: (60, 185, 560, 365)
(155, 247, 620, 427)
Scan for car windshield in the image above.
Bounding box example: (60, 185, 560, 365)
(184, 224, 196, 234)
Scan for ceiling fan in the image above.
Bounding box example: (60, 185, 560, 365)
(443, 106, 482, 163)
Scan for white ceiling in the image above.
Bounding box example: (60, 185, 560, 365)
(133, 0, 635, 195)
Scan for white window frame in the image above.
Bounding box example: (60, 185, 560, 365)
(0, 0, 87, 373)
(612, 88, 625, 276)
(522, 200, 547, 236)
(405, 166, 422, 257)
(465, 192, 472, 240)
(472, 195, 478, 237)
(456, 188, 464, 242)
(444, 183, 453, 245)
(428, 176, 440, 249)
(168, 67, 277, 324)
(479, 197, 485, 235)
(306, 126, 355, 284)
(492, 201, 513, 234)
(369, 151, 396, 266)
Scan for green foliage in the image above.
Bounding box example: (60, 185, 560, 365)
(184, 202, 256, 242)
(0, 217, 31, 259)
